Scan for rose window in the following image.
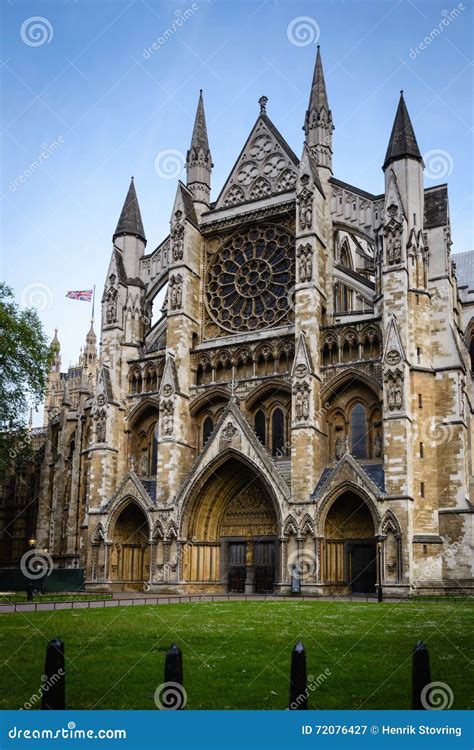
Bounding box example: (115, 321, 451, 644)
(206, 223, 295, 333)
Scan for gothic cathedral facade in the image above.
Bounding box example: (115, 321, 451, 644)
(35, 48, 473, 596)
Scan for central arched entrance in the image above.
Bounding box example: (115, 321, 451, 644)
(109, 502, 150, 589)
(182, 456, 279, 593)
(322, 491, 376, 593)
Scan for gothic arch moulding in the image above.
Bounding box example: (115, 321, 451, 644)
(315, 483, 381, 538)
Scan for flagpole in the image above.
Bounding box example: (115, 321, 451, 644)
(91, 285, 96, 324)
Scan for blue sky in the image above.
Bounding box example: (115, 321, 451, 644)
(1, 0, 472, 423)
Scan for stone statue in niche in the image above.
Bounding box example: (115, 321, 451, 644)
(297, 178, 313, 231)
(294, 383, 309, 421)
(105, 285, 118, 325)
(386, 231, 402, 265)
(161, 400, 174, 436)
(374, 432, 382, 458)
(297, 244, 313, 283)
(335, 434, 345, 460)
(387, 375, 403, 411)
(394, 381, 403, 409)
(169, 274, 183, 311)
(171, 212, 185, 262)
(140, 453, 148, 476)
(96, 409, 106, 443)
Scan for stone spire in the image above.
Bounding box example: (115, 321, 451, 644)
(186, 90, 212, 209)
(113, 177, 146, 243)
(304, 45, 334, 171)
(50, 329, 61, 373)
(383, 91, 422, 171)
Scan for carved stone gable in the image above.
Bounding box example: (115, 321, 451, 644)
(216, 115, 298, 209)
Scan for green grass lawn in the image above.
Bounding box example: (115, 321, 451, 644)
(0, 600, 471, 710)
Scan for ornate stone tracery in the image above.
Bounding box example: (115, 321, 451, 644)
(205, 222, 295, 333)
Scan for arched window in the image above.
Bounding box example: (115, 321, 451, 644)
(272, 408, 285, 456)
(255, 410, 266, 446)
(351, 403, 368, 459)
(203, 416, 214, 446)
(340, 241, 352, 269)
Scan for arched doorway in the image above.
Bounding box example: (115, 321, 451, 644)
(109, 502, 150, 589)
(322, 491, 376, 593)
(182, 457, 279, 593)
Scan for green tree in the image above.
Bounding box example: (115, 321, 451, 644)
(0, 283, 51, 477)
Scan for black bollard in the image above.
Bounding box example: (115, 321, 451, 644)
(41, 638, 65, 709)
(26, 582, 34, 601)
(412, 640, 431, 709)
(289, 641, 307, 709)
(377, 585, 383, 603)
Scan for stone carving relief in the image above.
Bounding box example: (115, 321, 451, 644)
(220, 485, 277, 537)
(386, 350, 401, 366)
(221, 421, 238, 443)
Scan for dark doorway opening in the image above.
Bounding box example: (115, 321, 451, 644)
(349, 542, 376, 593)
(254, 540, 276, 594)
(227, 542, 246, 593)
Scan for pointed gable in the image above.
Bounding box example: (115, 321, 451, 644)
(311, 453, 384, 501)
(383, 315, 406, 364)
(175, 400, 291, 507)
(215, 104, 299, 209)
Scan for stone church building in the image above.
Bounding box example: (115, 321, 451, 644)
(32, 48, 473, 595)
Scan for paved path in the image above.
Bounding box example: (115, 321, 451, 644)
(0, 592, 380, 614)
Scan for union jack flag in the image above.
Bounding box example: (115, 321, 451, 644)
(66, 290, 93, 302)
